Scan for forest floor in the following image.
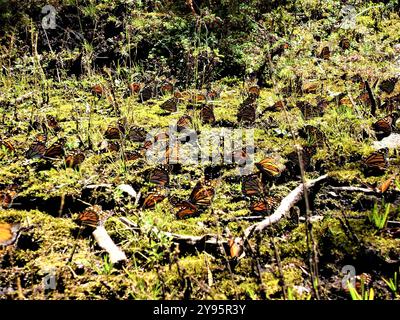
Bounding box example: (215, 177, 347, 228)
(1, 2, 400, 300)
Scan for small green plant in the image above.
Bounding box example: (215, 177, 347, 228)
(382, 272, 398, 294)
(102, 254, 114, 275)
(368, 202, 390, 229)
(347, 281, 374, 300)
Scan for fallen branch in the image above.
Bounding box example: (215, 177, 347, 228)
(119, 217, 227, 253)
(92, 226, 127, 264)
(244, 174, 329, 239)
(328, 186, 377, 193)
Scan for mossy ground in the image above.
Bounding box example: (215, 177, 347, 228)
(1, 1, 400, 300)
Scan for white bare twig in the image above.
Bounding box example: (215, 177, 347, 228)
(243, 174, 329, 239)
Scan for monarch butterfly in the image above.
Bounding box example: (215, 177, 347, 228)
(319, 46, 330, 59)
(339, 38, 350, 50)
(0, 222, 21, 246)
(237, 102, 256, 124)
(175, 200, 198, 219)
(160, 82, 174, 95)
(138, 85, 154, 102)
(44, 115, 61, 132)
(128, 82, 141, 94)
(255, 157, 281, 177)
(128, 126, 147, 142)
(206, 89, 220, 101)
(104, 120, 125, 140)
(377, 174, 396, 193)
(0, 190, 17, 209)
(200, 104, 215, 124)
(177, 114, 193, 132)
(77, 205, 101, 228)
(160, 97, 178, 113)
(189, 179, 215, 207)
(143, 131, 170, 151)
(92, 84, 105, 97)
(249, 197, 276, 215)
(241, 174, 263, 197)
(268, 100, 284, 112)
(363, 148, 389, 173)
(44, 139, 65, 159)
(0, 140, 15, 153)
(98, 140, 120, 153)
(190, 93, 207, 103)
(25, 141, 46, 159)
(143, 192, 166, 209)
(35, 133, 48, 143)
(248, 85, 260, 99)
(65, 152, 85, 169)
(227, 237, 244, 259)
(372, 113, 399, 139)
(358, 92, 371, 105)
(124, 150, 142, 161)
(149, 166, 169, 187)
(380, 77, 398, 94)
(173, 91, 183, 99)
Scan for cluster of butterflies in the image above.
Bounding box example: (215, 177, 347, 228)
(1, 114, 86, 170)
(141, 164, 217, 219)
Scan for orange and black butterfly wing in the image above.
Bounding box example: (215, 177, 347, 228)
(319, 46, 330, 59)
(128, 126, 147, 142)
(138, 85, 154, 102)
(242, 174, 263, 197)
(380, 78, 398, 94)
(77, 207, 100, 228)
(248, 85, 260, 99)
(124, 150, 142, 161)
(189, 180, 215, 207)
(373, 113, 398, 139)
(143, 192, 166, 209)
(44, 115, 61, 132)
(160, 97, 178, 113)
(237, 103, 256, 124)
(164, 143, 181, 164)
(364, 148, 389, 173)
(65, 152, 85, 168)
(339, 38, 350, 50)
(104, 126, 121, 140)
(149, 166, 170, 187)
(129, 82, 141, 94)
(200, 105, 215, 124)
(0, 222, 20, 246)
(175, 200, 198, 219)
(160, 82, 174, 95)
(25, 141, 46, 159)
(255, 158, 281, 177)
(249, 197, 276, 215)
(177, 115, 192, 131)
(1, 190, 17, 209)
(44, 141, 65, 159)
